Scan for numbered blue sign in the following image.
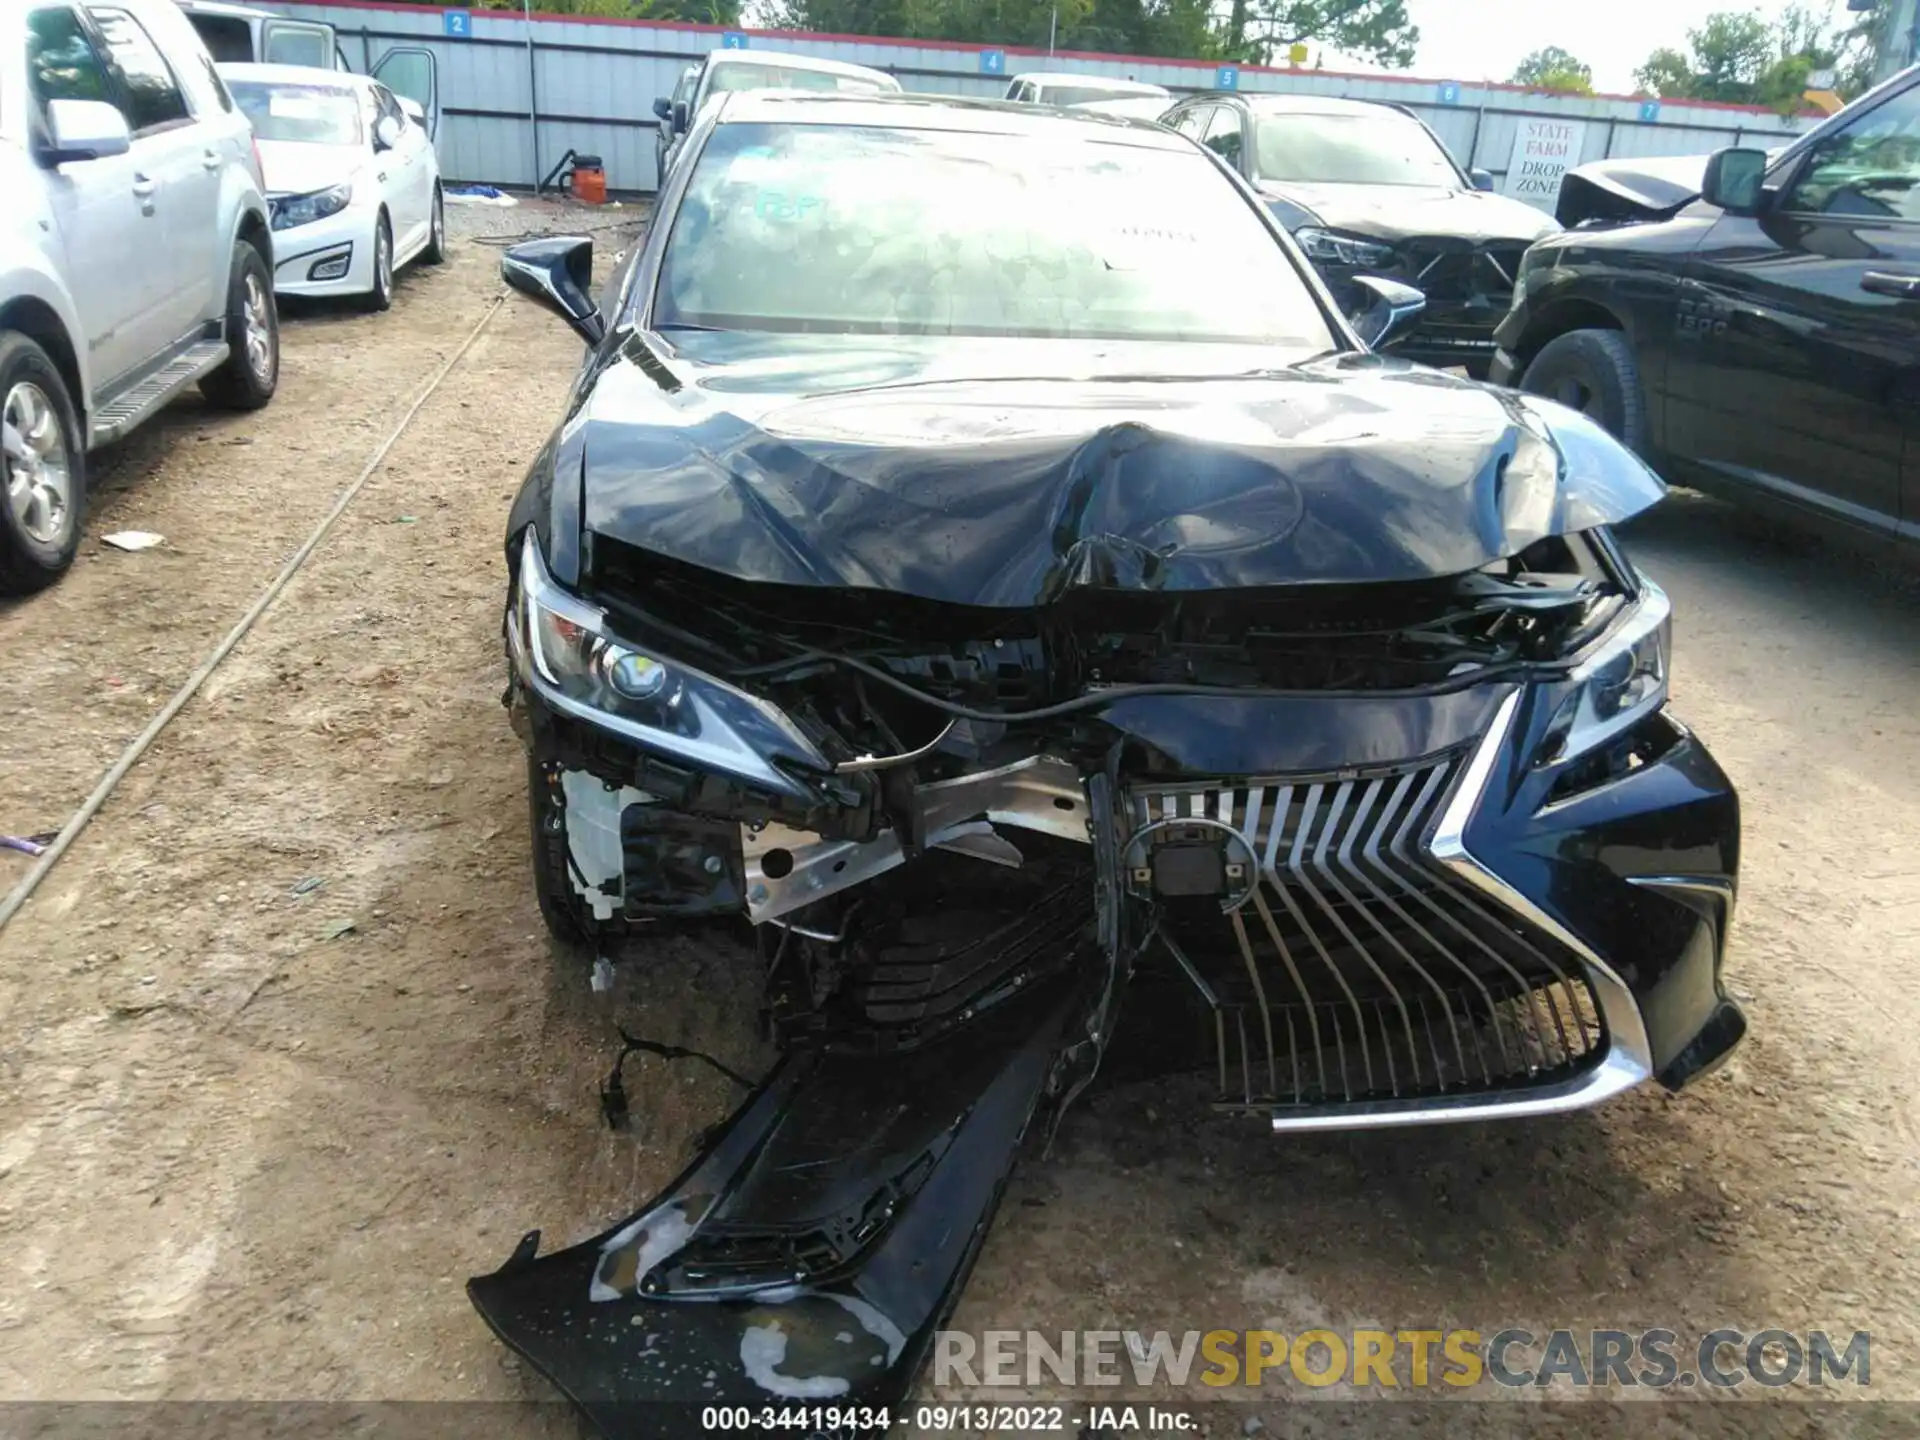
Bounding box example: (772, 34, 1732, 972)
(1638, 98, 1661, 122)
(1437, 80, 1461, 105)
(979, 49, 1006, 76)
(1215, 64, 1239, 91)
(442, 9, 470, 37)
(721, 29, 748, 49)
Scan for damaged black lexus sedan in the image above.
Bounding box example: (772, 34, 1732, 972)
(473, 94, 1744, 1433)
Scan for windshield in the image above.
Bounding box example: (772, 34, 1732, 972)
(706, 62, 894, 97)
(1255, 112, 1461, 187)
(653, 122, 1335, 346)
(1042, 83, 1159, 106)
(230, 80, 361, 145)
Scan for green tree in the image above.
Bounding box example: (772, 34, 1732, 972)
(1633, 3, 1872, 107)
(1511, 44, 1592, 94)
(1222, 0, 1417, 68)
(1632, 46, 1696, 98)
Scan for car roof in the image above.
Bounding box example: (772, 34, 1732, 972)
(1205, 93, 1414, 119)
(176, 1, 279, 18)
(218, 61, 362, 90)
(1069, 96, 1175, 118)
(703, 48, 897, 83)
(714, 91, 1191, 146)
(1013, 72, 1169, 95)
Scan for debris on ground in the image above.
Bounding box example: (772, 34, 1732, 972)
(320, 918, 357, 941)
(446, 183, 517, 206)
(1, 832, 55, 857)
(101, 531, 165, 552)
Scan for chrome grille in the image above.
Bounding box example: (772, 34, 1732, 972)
(1129, 753, 1604, 1111)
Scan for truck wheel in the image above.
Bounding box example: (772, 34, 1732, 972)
(1518, 328, 1647, 455)
(0, 332, 86, 595)
(200, 242, 279, 410)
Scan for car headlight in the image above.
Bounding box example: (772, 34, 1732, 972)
(270, 183, 352, 231)
(1293, 226, 1397, 268)
(510, 530, 829, 797)
(1539, 579, 1671, 764)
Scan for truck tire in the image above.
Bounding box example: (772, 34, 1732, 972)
(0, 331, 86, 595)
(200, 241, 279, 410)
(1518, 328, 1648, 456)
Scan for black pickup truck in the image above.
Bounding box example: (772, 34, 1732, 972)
(1492, 66, 1920, 554)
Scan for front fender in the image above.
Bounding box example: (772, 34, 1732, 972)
(0, 226, 93, 410)
(218, 160, 273, 291)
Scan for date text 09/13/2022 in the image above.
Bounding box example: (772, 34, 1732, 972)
(699, 1405, 1195, 1432)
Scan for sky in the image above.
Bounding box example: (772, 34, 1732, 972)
(1396, 0, 1811, 93)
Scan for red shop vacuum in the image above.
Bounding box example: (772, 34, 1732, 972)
(539, 148, 607, 204)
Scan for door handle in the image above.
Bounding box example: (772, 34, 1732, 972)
(131, 174, 157, 196)
(202, 148, 222, 171)
(1861, 271, 1920, 298)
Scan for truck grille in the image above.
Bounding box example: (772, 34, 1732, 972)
(1128, 752, 1604, 1111)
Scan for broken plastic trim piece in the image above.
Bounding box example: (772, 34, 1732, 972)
(467, 975, 1085, 1437)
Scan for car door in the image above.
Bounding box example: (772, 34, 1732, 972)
(372, 45, 438, 143)
(1168, 101, 1214, 144)
(367, 82, 426, 252)
(260, 18, 335, 70)
(87, 3, 216, 355)
(26, 3, 155, 390)
(1200, 102, 1249, 179)
(1666, 78, 1920, 538)
(660, 64, 696, 179)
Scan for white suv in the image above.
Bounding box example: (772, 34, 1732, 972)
(2, 0, 277, 593)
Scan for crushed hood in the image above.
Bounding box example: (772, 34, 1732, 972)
(568, 334, 1665, 607)
(1256, 180, 1561, 244)
(1554, 154, 1714, 228)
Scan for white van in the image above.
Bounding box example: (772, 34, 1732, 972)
(1003, 72, 1169, 106)
(177, 0, 342, 68)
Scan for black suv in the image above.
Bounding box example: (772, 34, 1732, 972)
(1493, 67, 1920, 552)
(1164, 92, 1559, 375)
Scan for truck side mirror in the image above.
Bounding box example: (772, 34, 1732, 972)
(1701, 147, 1768, 216)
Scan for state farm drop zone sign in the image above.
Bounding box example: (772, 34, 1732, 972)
(1504, 118, 1588, 210)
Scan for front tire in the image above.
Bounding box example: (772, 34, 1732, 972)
(0, 332, 86, 595)
(199, 241, 279, 410)
(359, 214, 394, 313)
(422, 184, 447, 265)
(1518, 328, 1647, 455)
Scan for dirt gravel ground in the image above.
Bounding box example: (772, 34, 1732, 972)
(1, 197, 1916, 1436)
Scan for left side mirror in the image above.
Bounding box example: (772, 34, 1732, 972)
(397, 96, 426, 127)
(1701, 146, 1768, 216)
(373, 114, 403, 151)
(1469, 167, 1496, 192)
(39, 98, 131, 165)
(502, 236, 606, 346)
(1350, 275, 1427, 350)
